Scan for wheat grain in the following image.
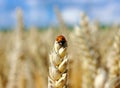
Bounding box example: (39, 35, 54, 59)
(48, 35, 68, 88)
(106, 29, 120, 88)
(73, 26, 97, 88)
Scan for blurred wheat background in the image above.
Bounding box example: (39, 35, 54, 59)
(0, 0, 120, 88)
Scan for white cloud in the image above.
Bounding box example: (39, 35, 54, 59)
(25, 0, 46, 7)
(24, 8, 49, 25)
(91, 2, 120, 23)
(79, 0, 106, 3)
(56, 0, 107, 4)
(61, 8, 81, 24)
(0, 0, 6, 7)
(60, 1, 120, 24)
(32, 0, 108, 4)
(24, 0, 49, 26)
(25, 0, 39, 8)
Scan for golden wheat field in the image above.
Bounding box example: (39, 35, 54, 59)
(0, 8, 120, 88)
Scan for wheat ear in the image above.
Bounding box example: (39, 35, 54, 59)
(6, 8, 24, 88)
(72, 26, 96, 88)
(48, 35, 68, 88)
(105, 29, 120, 88)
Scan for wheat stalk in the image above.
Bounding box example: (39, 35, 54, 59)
(109, 29, 120, 79)
(80, 12, 90, 34)
(6, 8, 24, 88)
(16, 8, 24, 33)
(48, 35, 68, 88)
(72, 26, 97, 88)
(54, 6, 67, 31)
(105, 29, 120, 88)
(94, 68, 107, 88)
(0, 76, 3, 88)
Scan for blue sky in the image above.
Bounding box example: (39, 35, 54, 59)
(0, 0, 120, 28)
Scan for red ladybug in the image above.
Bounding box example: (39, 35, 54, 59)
(56, 35, 67, 48)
